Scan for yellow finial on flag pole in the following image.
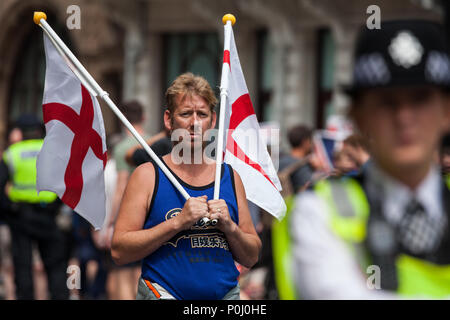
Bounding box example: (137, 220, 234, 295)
(222, 14, 236, 26)
(33, 12, 47, 25)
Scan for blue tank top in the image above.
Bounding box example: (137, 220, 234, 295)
(141, 160, 240, 300)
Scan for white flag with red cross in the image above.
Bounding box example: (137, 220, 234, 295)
(36, 33, 107, 229)
(222, 26, 286, 220)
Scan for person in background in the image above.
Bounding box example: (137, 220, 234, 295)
(271, 125, 315, 300)
(91, 137, 119, 299)
(106, 101, 150, 299)
(332, 148, 358, 177)
(0, 126, 23, 299)
(342, 134, 371, 174)
(0, 114, 68, 299)
(278, 125, 314, 195)
(125, 130, 172, 167)
(70, 213, 107, 299)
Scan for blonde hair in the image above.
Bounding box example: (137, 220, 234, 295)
(165, 73, 217, 113)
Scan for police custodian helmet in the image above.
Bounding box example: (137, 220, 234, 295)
(345, 20, 450, 96)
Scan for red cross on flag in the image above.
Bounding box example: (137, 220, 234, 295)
(36, 33, 107, 229)
(222, 26, 286, 220)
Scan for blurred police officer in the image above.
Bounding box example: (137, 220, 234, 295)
(0, 114, 69, 300)
(291, 20, 450, 299)
(440, 132, 450, 179)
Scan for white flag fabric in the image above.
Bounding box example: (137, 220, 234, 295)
(223, 27, 286, 220)
(36, 33, 107, 229)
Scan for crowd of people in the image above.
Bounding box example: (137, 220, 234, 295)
(0, 18, 449, 300)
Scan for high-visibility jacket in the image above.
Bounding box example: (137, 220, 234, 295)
(3, 139, 57, 204)
(272, 195, 298, 300)
(314, 175, 450, 298)
(272, 158, 308, 300)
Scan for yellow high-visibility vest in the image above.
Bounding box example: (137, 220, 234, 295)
(314, 177, 450, 298)
(272, 195, 298, 300)
(3, 139, 57, 204)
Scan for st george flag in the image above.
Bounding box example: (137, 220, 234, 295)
(223, 27, 286, 220)
(36, 33, 107, 229)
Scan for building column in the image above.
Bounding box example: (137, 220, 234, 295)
(141, 33, 163, 135)
(121, 6, 163, 136)
(269, 25, 317, 151)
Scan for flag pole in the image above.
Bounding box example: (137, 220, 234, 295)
(33, 12, 198, 204)
(211, 14, 235, 226)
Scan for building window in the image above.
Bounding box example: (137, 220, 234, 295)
(8, 18, 71, 129)
(316, 29, 335, 129)
(256, 30, 274, 122)
(163, 33, 221, 97)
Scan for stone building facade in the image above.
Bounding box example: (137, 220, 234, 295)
(0, 0, 442, 152)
